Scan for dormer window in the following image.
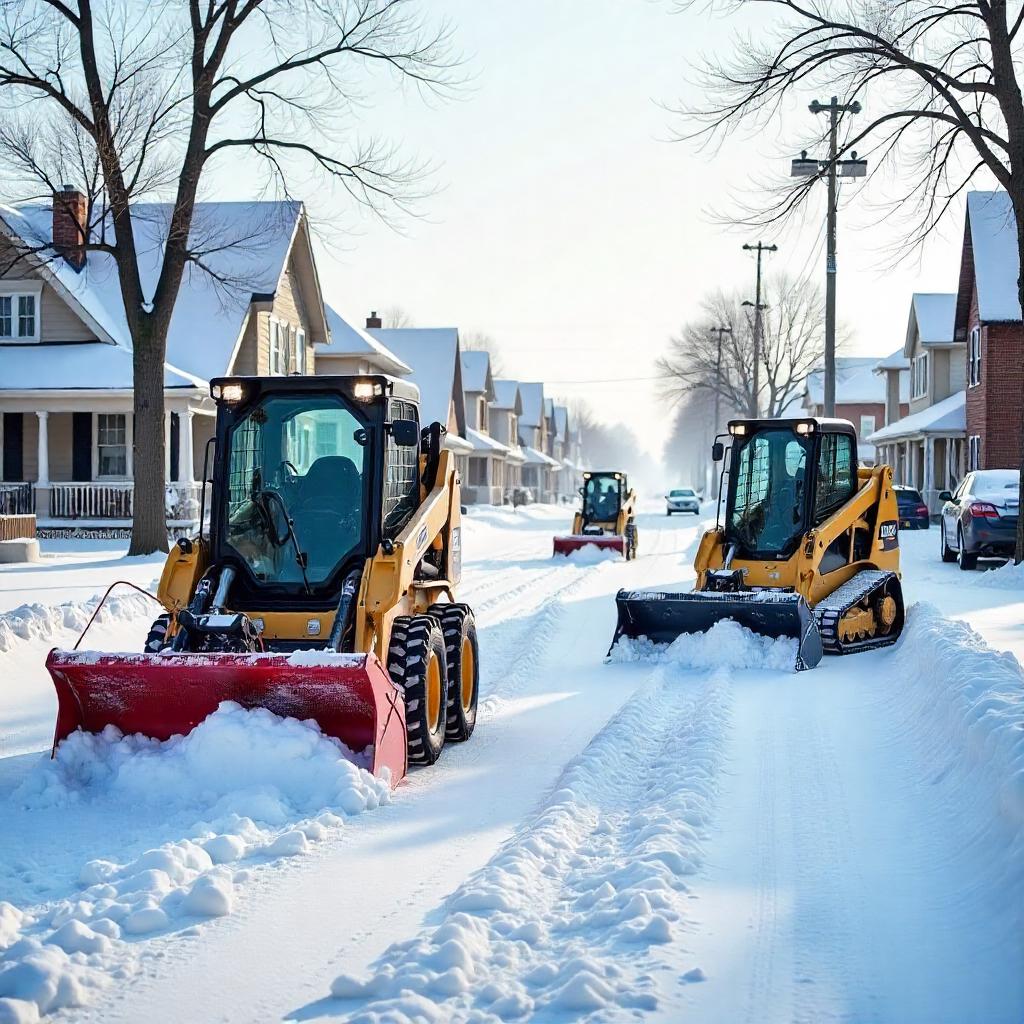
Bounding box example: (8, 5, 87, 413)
(0, 283, 42, 343)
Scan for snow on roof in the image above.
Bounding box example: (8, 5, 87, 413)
(518, 382, 545, 427)
(874, 347, 910, 372)
(369, 327, 465, 432)
(460, 351, 491, 395)
(521, 444, 560, 468)
(318, 305, 411, 376)
(0, 342, 196, 390)
(553, 405, 569, 440)
(805, 356, 906, 405)
(466, 426, 510, 454)
(491, 379, 522, 412)
(968, 191, 1021, 321)
(1, 200, 303, 383)
(867, 390, 965, 443)
(910, 293, 957, 347)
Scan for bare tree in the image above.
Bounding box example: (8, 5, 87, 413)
(461, 329, 504, 375)
(659, 275, 829, 418)
(676, 0, 1024, 560)
(0, 0, 456, 553)
(382, 304, 415, 329)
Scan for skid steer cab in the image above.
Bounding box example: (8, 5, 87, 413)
(46, 375, 481, 785)
(611, 417, 905, 670)
(553, 471, 639, 559)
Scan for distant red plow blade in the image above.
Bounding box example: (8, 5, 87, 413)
(46, 649, 407, 786)
(552, 535, 625, 557)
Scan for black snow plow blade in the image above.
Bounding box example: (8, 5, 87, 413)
(610, 589, 824, 670)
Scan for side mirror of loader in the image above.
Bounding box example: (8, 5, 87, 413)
(390, 419, 420, 447)
(711, 441, 725, 462)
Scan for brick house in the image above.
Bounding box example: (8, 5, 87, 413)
(956, 191, 1024, 471)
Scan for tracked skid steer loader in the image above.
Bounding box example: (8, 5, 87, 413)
(46, 375, 480, 785)
(553, 471, 639, 559)
(611, 418, 904, 670)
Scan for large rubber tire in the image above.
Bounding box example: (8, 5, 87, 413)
(428, 603, 479, 742)
(957, 527, 978, 571)
(940, 521, 957, 563)
(144, 613, 171, 653)
(388, 615, 449, 766)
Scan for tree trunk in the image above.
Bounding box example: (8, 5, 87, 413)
(128, 319, 169, 556)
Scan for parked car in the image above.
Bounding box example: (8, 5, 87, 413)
(894, 485, 930, 530)
(938, 470, 1020, 570)
(665, 487, 700, 515)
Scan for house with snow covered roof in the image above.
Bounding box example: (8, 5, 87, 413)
(488, 379, 525, 492)
(317, 307, 411, 377)
(803, 355, 908, 464)
(955, 191, 1024, 473)
(867, 292, 964, 513)
(458, 351, 524, 505)
(517, 382, 560, 502)
(0, 190, 327, 534)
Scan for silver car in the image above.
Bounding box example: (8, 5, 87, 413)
(666, 487, 700, 515)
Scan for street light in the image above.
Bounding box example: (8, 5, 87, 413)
(792, 96, 866, 417)
(708, 324, 732, 499)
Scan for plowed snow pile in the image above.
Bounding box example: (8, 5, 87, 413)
(0, 703, 389, 1023)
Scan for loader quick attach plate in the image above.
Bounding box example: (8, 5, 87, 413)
(610, 589, 824, 671)
(552, 535, 625, 557)
(46, 649, 408, 786)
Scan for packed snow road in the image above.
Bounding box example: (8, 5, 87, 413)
(0, 506, 1022, 1023)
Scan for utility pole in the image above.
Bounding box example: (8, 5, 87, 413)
(793, 97, 865, 417)
(742, 242, 777, 417)
(709, 324, 732, 499)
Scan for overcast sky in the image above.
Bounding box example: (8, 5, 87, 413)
(227, 0, 975, 460)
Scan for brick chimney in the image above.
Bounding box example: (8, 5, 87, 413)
(52, 185, 87, 270)
(366, 311, 382, 329)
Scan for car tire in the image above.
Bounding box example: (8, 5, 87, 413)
(957, 527, 978, 571)
(940, 520, 957, 562)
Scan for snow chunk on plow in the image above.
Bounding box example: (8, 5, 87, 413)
(553, 535, 625, 559)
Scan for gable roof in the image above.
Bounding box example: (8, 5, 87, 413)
(491, 379, 522, 413)
(461, 350, 493, 397)
(867, 390, 966, 443)
(960, 191, 1021, 324)
(369, 327, 466, 434)
(0, 200, 311, 383)
(906, 293, 957, 354)
(805, 356, 907, 405)
(518, 382, 545, 428)
(318, 305, 411, 376)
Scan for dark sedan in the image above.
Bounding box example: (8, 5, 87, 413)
(939, 469, 1020, 570)
(894, 485, 930, 530)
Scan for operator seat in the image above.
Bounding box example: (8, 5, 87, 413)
(293, 456, 362, 569)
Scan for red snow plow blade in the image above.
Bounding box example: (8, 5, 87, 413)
(552, 535, 625, 557)
(46, 649, 407, 786)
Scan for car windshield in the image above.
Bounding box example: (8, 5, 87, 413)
(897, 489, 923, 503)
(728, 428, 811, 556)
(671, 489, 695, 497)
(584, 475, 621, 520)
(223, 394, 366, 586)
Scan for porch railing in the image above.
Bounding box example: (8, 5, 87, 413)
(0, 481, 34, 515)
(50, 482, 134, 519)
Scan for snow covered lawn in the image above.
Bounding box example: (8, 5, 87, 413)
(1, 509, 1022, 1023)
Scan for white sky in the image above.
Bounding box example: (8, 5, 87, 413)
(217, 0, 971, 459)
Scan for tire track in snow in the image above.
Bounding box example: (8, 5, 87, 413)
(324, 662, 732, 1023)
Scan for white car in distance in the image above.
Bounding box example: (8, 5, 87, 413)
(666, 487, 700, 515)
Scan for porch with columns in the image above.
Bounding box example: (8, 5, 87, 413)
(0, 390, 213, 531)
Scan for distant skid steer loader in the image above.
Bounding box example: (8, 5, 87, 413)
(46, 375, 480, 785)
(553, 471, 639, 559)
(611, 417, 904, 669)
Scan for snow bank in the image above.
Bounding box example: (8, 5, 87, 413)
(329, 667, 730, 1021)
(971, 559, 1024, 590)
(892, 604, 1024, 849)
(610, 617, 797, 672)
(1, 704, 390, 1020)
(0, 586, 156, 655)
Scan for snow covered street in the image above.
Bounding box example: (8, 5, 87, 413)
(1, 506, 1023, 1023)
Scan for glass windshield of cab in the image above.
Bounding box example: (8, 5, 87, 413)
(224, 394, 366, 586)
(584, 475, 621, 520)
(728, 428, 811, 556)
